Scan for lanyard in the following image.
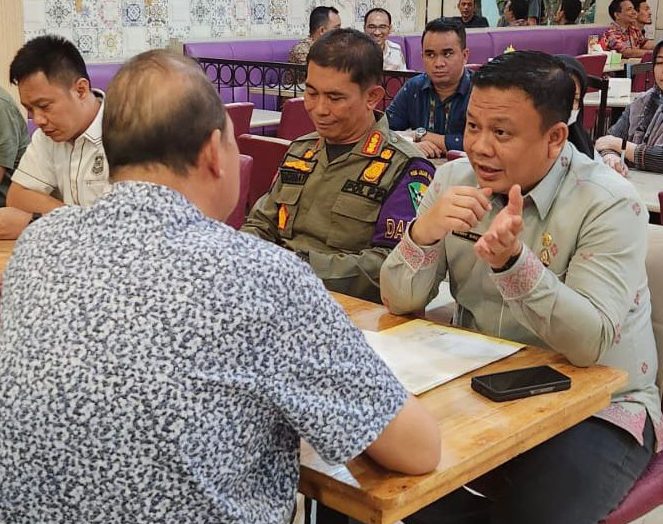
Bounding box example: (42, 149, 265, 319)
(428, 93, 452, 134)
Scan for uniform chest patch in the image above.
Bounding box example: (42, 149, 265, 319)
(361, 160, 389, 184)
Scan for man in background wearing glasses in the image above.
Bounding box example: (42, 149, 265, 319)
(363, 8, 407, 71)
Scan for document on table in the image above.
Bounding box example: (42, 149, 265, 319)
(363, 319, 525, 395)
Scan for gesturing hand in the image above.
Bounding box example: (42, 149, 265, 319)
(411, 185, 493, 246)
(474, 184, 524, 270)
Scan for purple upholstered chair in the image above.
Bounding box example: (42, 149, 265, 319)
(225, 102, 254, 137)
(237, 134, 291, 209)
(276, 98, 315, 141)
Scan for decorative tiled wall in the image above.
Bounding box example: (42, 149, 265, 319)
(23, 0, 421, 61)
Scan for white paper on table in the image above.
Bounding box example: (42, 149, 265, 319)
(362, 319, 525, 395)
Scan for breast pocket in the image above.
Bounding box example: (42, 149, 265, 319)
(328, 193, 381, 252)
(273, 185, 304, 239)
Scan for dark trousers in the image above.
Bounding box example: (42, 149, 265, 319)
(406, 416, 655, 524)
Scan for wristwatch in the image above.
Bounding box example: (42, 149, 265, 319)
(414, 127, 427, 143)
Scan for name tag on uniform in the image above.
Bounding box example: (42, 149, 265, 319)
(452, 230, 482, 243)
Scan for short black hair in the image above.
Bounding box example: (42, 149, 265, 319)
(364, 7, 392, 25)
(472, 51, 574, 131)
(560, 0, 582, 22)
(309, 6, 339, 36)
(421, 17, 466, 50)
(103, 50, 227, 176)
(307, 28, 382, 90)
(509, 0, 529, 20)
(653, 39, 663, 63)
(608, 0, 632, 20)
(10, 35, 89, 87)
(632, 0, 649, 12)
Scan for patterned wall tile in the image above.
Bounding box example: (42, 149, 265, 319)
(146, 0, 169, 27)
(45, 0, 74, 28)
(98, 29, 123, 59)
(100, 1, 122, 29)
(74, 27, 99, 58)
(122, 0, 146, 26)
(147, 26, 169, 48)
(251, 0, 270, 24)
(24, 0, 421, 61)
(73, 1, 100, 28)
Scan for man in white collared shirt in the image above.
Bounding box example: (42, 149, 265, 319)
(364, 8, 407, 71)
(7, 35, 110, 218)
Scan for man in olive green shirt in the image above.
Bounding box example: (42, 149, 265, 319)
(0, 86, 33, 238)
(382, 51, 659, 524)
(0, 86, 29, 206)
(242, 29, 434, 303)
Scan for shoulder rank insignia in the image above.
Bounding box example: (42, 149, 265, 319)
(361, 160, 389, 184)
(380, 148, 395, 160)
(362, 131, 384, 156)
(282, 159, 314, 173)
(303, 149, 316, 159)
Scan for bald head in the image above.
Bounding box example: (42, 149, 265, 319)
(103, 50, 227, 176)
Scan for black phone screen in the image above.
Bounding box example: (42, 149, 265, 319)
(471, 365, 571, 401)
(481, 366, 569, 392)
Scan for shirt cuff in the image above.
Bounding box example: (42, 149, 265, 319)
(489, 244, 545, 300)
(396, 221, 440, 272)
(633, 143, 646, 169)
(444, 134, 463, 152)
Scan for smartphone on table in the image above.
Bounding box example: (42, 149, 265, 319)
(471, 365, 571, 402)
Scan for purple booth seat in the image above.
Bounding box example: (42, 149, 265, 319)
(490, 25, 609, 58)
(225, 102, 254, 137)
(602, 223, 663, 524)
(277, 98, 315, 141)
(237, 134, 291, 209)
(87, 63, 123, 93)
(185, 39, 300, 109)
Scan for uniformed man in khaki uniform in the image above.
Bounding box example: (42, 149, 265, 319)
(242, 28, 434, 303)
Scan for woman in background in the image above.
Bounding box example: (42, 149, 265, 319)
(595, 40, 663, 175)
(556, 54, 596, 159)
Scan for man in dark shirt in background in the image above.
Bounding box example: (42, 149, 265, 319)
(451, 0, 490, 27)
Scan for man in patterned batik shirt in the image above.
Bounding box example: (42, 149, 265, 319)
(0, 50, 440, 524)
(382, 52, 661, 524)
(600, 0, 654, 58)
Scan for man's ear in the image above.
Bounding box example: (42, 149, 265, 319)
(73, 77, 91, 99)
(366, 85, 385, 110)
(198, 129, 224, 179)
(547, 121, 569, 159)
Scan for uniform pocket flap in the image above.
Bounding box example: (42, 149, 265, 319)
(274, 185, 303, 205)
(331, 194, 381, 223)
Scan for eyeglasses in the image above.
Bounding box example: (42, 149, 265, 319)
(366, 24, 390, 32)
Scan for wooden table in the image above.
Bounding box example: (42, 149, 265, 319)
(249, 109, 282, 129)
(0, 240, 14, 273)
(299, 293, 628, 524)
(628, 169, 662, 214)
